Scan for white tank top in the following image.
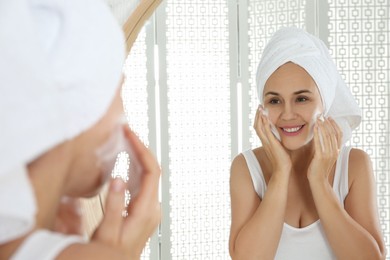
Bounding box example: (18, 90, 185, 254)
(242, 145, 352, 260)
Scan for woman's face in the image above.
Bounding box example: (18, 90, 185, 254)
(262, 62, 324, 151)
(66, 86, 125, 197)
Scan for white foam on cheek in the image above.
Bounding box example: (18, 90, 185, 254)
(95, 124, 130, 183)
(312, 109, 326, 125)
(260, 105, 268, 116)
(262, 107, 281, 141)
(95, 124, 141, 198)
(311, 110, 325, 150)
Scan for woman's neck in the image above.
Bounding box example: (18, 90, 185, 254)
(27, 142, 72, 230)
(287, 141, 315, 176)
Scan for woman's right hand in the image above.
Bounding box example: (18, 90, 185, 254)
(92, 126, 161, 260)
(254, 105, 292, 175)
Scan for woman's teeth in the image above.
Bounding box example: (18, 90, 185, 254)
(282, 126, 303, 133)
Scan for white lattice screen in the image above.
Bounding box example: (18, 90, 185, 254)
(327, 0, 389, 253)
(161, 1, 231, 259)
(122, 0, 389, 259)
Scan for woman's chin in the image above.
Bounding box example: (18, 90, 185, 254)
(281, 136, 314, 151)
(81, 186, 105, 198)
(77, 176, 107, 198)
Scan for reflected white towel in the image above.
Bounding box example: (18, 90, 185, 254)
(106, 0, 141, 25)
(256, 27, 361, 144)
(0, 166, 36, 243)
(0, 0, 124, 243)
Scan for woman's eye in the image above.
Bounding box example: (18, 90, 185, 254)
(269, 98, 280, 104)
(296, 96, 308, 102)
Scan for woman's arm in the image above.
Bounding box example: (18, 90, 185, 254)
(229, 154, 289, 260)
(61, 127, 161, 259)
(308, 118, 386, 259)
(229, 106, 293, 259)
(309, 148, 386, 259)
(0, 127, 161, 260)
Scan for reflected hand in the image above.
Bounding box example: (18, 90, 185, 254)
(54, 197, 83, 235)
(254, 105, 291, 175)
(307, 117, 342, 182)
(92, 126, 161, 259)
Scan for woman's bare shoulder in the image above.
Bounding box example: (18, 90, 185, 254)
(231, 152, 248, 177)
(230, 149, 257, 180)
(231, 148, 263, 169)
(348, 148, 373, 183)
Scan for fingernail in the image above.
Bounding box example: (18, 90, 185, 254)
(259, 106, 268, 117)
(119, 114, 128, 124)
(112, 178, 124, 192)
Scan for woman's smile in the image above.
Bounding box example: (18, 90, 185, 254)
(280, 124, 305, 136)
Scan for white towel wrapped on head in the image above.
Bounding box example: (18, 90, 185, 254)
(256, 27, 361, 144)
(0, 0, 125, 244)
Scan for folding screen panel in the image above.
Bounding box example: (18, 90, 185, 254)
(158, 1, 232, 259)
(327, 0, 390, 254)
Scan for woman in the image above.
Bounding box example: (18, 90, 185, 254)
(0, 0, 161, 259)
(229, 27, 386, 259)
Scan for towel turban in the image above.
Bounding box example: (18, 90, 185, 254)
(0, 0, 125, 243)
(256, 27, 361, 144)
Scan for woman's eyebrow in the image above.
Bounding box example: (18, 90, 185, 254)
(264, 89, 313, 96)
(264, 91, 279, 96)
(294, 89, 313, 95)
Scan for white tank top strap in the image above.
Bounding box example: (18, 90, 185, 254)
(242, 150, 266, 199)
(242, 147, 352, 203)
(11, 229, 86, 260)
(332, 145, 352, 205)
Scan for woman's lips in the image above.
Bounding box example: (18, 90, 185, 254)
(280, 125, 305, 136)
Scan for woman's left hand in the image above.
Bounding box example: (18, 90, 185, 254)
(54, 197, 83, 235)
(307, 117, 343, 182)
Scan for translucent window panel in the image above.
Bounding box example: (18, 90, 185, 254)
(328, 0, 390, 255)
(165, 1, 231, 259)
(247, 0, 306, 148)
(122, 29, 150, 145)
(121, 28, 151, 259)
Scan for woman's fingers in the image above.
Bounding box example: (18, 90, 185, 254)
(92, 178, 126, 245)
(54, 197, 83, 235)
(314, 117, 340, 158)
(253, 106, 264, 138)
(123, 126, 160, 201)
(91, 126, 160, 258)
(309, 118, 340, 179)
(123, 126, 160, 179)
(254, 105, 279, 145)
(115, 126, 161, 255)
(313, 121, 322, 153)
(262, 113, 280, 146)
(324, 118, 339, 153)
(253, 105, 260, 130)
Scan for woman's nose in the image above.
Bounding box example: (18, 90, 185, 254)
(280, 103, 297, 120)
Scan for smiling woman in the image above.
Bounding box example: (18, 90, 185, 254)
(262, 63, 324, 149)
(229, 27, 386, 260)
(115, 1, 390, 259)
